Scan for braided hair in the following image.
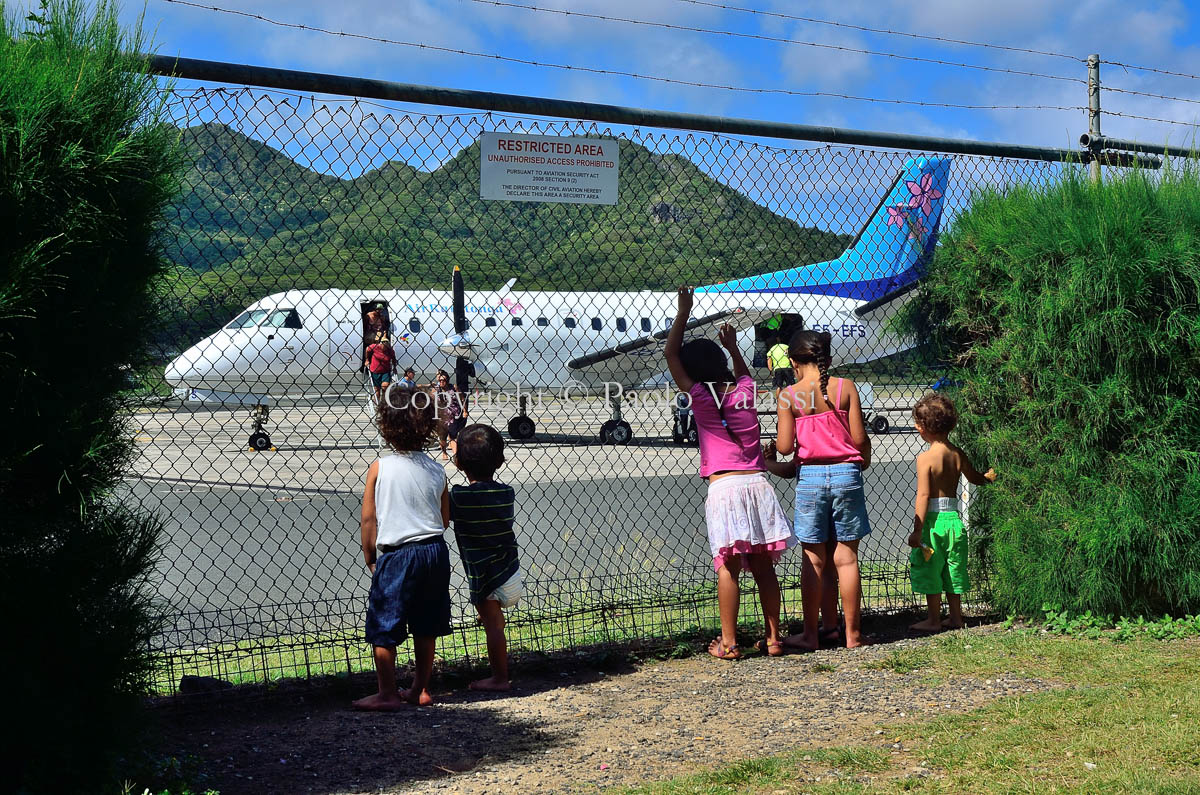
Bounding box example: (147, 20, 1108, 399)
(679, 338, 740, 441)
(788, 330, 835, 410)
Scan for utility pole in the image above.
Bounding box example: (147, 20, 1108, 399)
(1088, 53, 1101, 183)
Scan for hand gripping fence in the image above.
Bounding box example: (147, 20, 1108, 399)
(130, 60, 1130, 693)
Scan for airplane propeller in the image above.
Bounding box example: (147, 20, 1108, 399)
(452, 265, 474, 394)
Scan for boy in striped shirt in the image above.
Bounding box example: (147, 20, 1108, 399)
(450, 424, 522, 691)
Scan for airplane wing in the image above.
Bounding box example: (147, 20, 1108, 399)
(566, 308, 775, 385)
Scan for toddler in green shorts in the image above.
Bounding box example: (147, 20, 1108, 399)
(906, 394, 996, 632)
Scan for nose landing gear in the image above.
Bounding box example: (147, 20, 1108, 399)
(248, 404, 273, 451)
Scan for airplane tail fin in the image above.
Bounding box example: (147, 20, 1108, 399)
(699, 157, 951, 302)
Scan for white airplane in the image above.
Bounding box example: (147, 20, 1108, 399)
(165, 157, 951, 449)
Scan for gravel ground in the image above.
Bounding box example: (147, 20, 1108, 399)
(154, 622, 1056, 794)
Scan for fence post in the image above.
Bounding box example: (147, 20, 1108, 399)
(1088, 53, 1102, 183)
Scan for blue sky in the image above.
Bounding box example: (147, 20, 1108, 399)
(9, 0, 1198, 147)
(9, 0, 1200, 145)
(8, 0, 1200, 234)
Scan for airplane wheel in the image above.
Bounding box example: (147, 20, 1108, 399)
(608, 421, 633, 445)
(508, 416, 536, 440)
(870, 415, 890, 434)
(599, 420, 614, 444)
(249, 432, 271, 451)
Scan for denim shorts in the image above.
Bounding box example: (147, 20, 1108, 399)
(793, 463, 871, 544)
(365, 536, 452, 646)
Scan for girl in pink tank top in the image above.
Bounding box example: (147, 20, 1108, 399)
(665, 288, 795, 660)
(770, 331, 874, 650)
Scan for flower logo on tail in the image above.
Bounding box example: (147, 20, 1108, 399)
(905, 172, 943, 216)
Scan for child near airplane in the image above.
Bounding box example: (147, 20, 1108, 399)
(433, 369, 468, 461)
(449, 423, 523, 691)
(666, 287, 794, 661)
(354, 388, 452, 710)
(906, 394, 996, 632)
(775, 331, 874, 650)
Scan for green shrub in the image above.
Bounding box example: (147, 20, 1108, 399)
(0, 1, 181, 790)
(897, 164, 1200, 618)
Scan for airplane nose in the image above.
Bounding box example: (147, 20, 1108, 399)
(164, 356, 191, 387)
(438, 333, 475, 361)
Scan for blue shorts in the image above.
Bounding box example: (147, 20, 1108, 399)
(365, 537, 452, 647)
(369, 371, 391, 388)
(793, 463, 872, 544)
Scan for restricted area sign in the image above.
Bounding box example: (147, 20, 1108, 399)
(480, 132, 619, 205)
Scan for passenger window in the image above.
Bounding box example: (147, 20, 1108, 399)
(485, 317, 497, 327)
(616, 318, 627, 332)
(512, 317, 523, 326)
(409, 318, 421, 333)
(564, 317, 577, 329)
(591, 318, 602, 331)
(641, 318, 651, 332)
(537, 317, 549, 327)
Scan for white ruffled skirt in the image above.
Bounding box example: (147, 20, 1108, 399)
(704, 473, 795, 572)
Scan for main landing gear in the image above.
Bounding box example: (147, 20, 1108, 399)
(248, 404, 273, 451)
(507, 395, 536, 441)
(599, 394, 633, 445)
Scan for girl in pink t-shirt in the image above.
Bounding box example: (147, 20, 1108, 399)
(665, 287, 795, 660)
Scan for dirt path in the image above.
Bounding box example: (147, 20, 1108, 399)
(155, 624, 1054, 794)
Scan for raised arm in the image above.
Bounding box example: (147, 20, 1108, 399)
(665, 286, 695, 392)
(718, 323, 750, 380)
(908, 454, 931, 548)
(360, 460, 380, 573)
(957, 447, 997, 486)
(844, 379, 872, 470)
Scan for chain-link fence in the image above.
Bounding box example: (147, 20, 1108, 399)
(129, 81, 1068, 693)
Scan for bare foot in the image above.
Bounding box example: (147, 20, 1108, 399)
(780, 633, 817, 652)
(400, 687, 435, 706)
(909, 619, 944, 633)
(941, 618, 964, 629)
(845, 634, 875, 649)
(469, 676, 511, 692)
(352, 691, 407, 711)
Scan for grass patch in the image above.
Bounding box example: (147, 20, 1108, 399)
(864, 647, 932, 675)
(629, 630, 1200, 793)
(811, 662, 838, 673)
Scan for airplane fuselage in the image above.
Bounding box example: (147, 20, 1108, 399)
(164, 287, 906, 398)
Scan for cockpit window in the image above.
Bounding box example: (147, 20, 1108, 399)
(264, 308, 302, 329)
(227, 309, 269, 329)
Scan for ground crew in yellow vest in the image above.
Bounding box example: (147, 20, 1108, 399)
(768, 336, 794, 398)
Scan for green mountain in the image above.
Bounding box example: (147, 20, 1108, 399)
(159, 123, 852, 347)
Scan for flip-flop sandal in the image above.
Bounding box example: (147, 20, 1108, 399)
(754, 639, 785, 657)
(707, 638, 743, 661)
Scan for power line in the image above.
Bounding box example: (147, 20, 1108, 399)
(156, 0, 1085, 113)
(469, 0, 1085, 85)
(670, 0, 1083, 63)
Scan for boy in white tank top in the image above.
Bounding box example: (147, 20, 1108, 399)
(353, 386, 451, 710)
